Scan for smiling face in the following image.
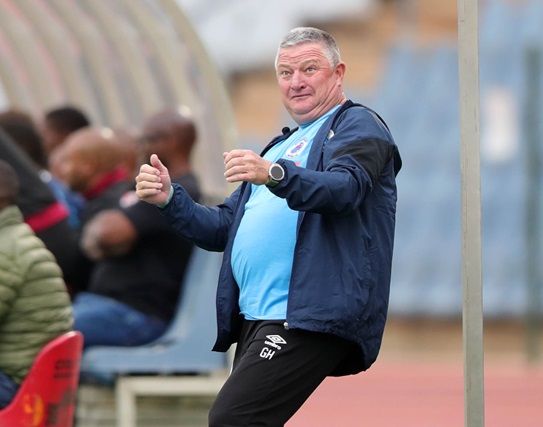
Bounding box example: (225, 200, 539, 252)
(276, 42, 346, 126)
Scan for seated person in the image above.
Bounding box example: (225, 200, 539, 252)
(71, 108, 201, 349)
(0, 109, 84, 229)
(0, 129, 81, 293)
(55, 127, 135, 294)
(40, 104, 90, 157)
(40, 105, 91, 183)
(0, 159, 73, 408)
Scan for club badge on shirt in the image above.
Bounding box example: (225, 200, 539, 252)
(286, 138, 308, 158)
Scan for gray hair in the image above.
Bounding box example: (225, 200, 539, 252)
(275, 27, 341, 69)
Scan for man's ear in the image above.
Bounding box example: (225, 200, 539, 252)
(335, 62, 346, 83)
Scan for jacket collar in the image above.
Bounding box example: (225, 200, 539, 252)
(83, 168, 129, 200)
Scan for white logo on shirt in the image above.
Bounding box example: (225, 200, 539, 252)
(286, 138, 308, 158)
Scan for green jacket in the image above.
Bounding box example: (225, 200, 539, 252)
(0, 205, 73, 384)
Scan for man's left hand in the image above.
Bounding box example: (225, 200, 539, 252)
(223, 149, 272, 185)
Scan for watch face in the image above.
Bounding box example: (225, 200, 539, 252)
(270, 164, 284, 180)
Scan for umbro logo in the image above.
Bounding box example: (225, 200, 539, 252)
(264, 335, 286, 351)
(260, 335, 287, 360)
(266, 335, 287, 345)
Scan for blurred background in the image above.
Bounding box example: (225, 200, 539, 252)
(0, 0, 541, 425)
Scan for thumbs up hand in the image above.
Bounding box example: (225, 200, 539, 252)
(135, 154, 173, 205)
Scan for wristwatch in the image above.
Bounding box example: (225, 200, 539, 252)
(266, 163, 285, 187)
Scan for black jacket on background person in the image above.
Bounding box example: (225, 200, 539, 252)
(0, 130, 80, 291)
(87, 173, 201, 322)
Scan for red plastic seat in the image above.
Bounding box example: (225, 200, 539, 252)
(0, 331, 84, 427)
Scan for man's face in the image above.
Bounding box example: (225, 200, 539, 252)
(56, 143, 93, 193)
(276, 42, 346, 125)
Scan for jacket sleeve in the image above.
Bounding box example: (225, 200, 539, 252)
(271, 108, 398, 215)
(0, 268, 18, 324)
(159, 183, 243, 252)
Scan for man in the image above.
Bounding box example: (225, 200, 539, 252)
(59, 127, 132, 227)
(72, 108, 201, 349)
(50, 126, 133, 296)
(0, 129, 81, 292)
(111, 126, 141, 178)
(0, 109, 84, 229)
(40, 104, 90, 156)
(0, 159, 73, 408)
(41, 105, 91, 182)
(136, 27, 401, 426)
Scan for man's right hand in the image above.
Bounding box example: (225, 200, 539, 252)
(135, 154, 172, 205)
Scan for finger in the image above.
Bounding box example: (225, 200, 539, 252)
(150, 154, 168, 173)
(136, 177, 163, 189)
(223, 149, 248, 164)
(223, 151, 235, 165)
(136, 187, 163, 199)
(137, 164, 156, 174)
(135, 170, 160, 184)
(137, 185, 162, 194)
(136, 178, 163, 193)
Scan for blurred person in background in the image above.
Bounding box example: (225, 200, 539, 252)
(0, 159, 73, 408)
(136, 27, 401, 426)
(111, 126, 142, 178)
(57, 126, 133, 294)
(59, 127, 131, 226)
(0, 109, 84, 229)
(40, 105, 91, 179)
(0, 110, 46, 165)
(40, 104, 90, 156)
(0, 129, 81, 293)
(71, 108, 201, 350)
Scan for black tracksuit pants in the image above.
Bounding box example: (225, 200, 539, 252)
(208, 320, 354, 427)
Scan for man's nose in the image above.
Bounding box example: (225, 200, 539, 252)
(290, 71, 305, 90)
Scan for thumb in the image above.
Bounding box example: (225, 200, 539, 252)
(150, 154, 167, 173)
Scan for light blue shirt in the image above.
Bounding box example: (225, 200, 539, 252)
(231, 107, 339, 320)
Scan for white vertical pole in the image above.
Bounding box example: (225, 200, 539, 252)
(524, 46, 542, 362)
(457, 0, 485, 426)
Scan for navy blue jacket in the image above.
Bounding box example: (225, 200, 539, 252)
(160, 101, 401, 375)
